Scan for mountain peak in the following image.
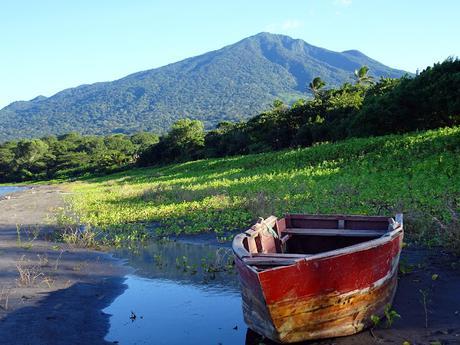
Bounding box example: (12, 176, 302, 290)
(0, 33, 408, 141)
(30, 95, 48, 102)
(246, 31, 304, 44)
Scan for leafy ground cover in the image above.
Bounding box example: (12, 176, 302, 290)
(66, 126, 460, 251)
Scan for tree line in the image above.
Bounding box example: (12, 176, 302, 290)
(0, 132, 158, 182)
(138, 58, 460, 165)
(1, 58, 458, 182)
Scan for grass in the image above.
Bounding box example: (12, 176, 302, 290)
(65, 126, 460, 250)
(15, 252, 63, 288)
(15, 255, 46, 287)
(0, 286, 11, 310)
(15, 224, 41, 250)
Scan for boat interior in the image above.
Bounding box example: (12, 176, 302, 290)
(235, 214, 402, 269)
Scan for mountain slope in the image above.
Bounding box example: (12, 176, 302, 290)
(0, 32, 408, 141)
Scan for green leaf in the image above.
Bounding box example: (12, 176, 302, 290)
(370, 314, 380, 327)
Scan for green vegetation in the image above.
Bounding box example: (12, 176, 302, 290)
(370, 304, 401, 338)
(0, 32, 406, 141)
(138, 119, 205, 165)
(2, 59, 456, 184)
(383, 304, 401, 328)
(66, 127, 460, 252)
(0, 48, 458, 256)
(139, 58, 460, 166)
(0, 131, 158, 182)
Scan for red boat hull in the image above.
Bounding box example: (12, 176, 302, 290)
(233, 214, 403, 343)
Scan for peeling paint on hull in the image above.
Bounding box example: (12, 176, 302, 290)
(233, 214, 404, 343)
(269, 273, 397, 342)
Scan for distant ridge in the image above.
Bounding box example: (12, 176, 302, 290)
(0, 32, 408, 141)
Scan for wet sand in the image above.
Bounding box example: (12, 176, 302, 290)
(0, 186, 128, 345)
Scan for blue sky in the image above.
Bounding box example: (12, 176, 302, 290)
(1, 0, 459, 108)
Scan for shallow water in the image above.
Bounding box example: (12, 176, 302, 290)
(104, 240, 247, 345)
(0, 186, 27, 197)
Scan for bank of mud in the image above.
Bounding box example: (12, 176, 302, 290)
(0, 186, 128, 345)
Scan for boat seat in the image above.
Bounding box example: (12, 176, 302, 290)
(282, 228, 387, 237)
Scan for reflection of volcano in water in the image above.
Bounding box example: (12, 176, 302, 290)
(112, 240, 240, 292)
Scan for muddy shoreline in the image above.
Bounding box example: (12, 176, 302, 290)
(0, 186, 129, 345)
(0, 186, 459, 345)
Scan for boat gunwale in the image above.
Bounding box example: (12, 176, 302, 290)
(232, 213, 403, 272)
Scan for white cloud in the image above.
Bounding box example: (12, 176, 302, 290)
(334, 0, 352, 6)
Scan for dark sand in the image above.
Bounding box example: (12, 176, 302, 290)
(0, 186, 128, 345)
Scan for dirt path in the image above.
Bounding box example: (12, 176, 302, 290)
(0, 186, 128, 345)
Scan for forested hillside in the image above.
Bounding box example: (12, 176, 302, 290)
(0, 32, 406, 141)
(139, 58, 460, 165)
(0, 58, 458, 183)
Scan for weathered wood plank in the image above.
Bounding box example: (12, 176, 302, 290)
(247, 236, 258, 253)
(282, 228, 386, 237)
(286, 213, 389, 221)
(232, 234, 249, 258)
(269, 274, 398, 343)
(280, 234, 291, 244)
(243, 257, 300, 266)
(251, 253, 311, 258)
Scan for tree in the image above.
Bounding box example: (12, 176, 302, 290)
(354, 66, 374, 86)
(161, 119, 205, 162)
(13, 139, 51, 179)
(130, 132, 159, 152)
(204, 121, 249, 157)
(308, 77, 326, 97)
(271, 99, 285, 109)
(349, 58, 460, 136)
(0, 143, 16, 181)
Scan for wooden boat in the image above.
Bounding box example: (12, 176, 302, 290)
(232, 213, 403, 343)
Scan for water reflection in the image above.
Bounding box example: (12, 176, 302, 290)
(0, 186, 27, 197)
(104, 240, 246, 344)
(112, 240, 239, 290)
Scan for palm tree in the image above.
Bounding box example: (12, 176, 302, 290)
(308, 77, 326, 97)
(354, 66, 374, 85)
